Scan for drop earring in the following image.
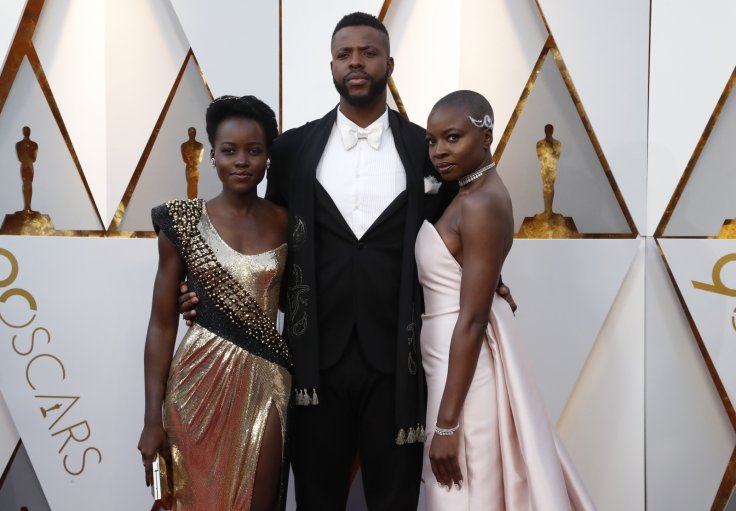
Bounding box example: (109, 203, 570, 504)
(210, 157, 215, 168)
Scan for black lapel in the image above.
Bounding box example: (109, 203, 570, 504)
(296, 107, 338, 182)
(388, 110, 424, 224)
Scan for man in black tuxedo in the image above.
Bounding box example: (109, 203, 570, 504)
(263, 13, 456, 509)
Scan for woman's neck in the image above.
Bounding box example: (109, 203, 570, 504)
(212, 189, 259, 216)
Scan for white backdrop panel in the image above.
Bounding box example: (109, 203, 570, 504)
(383, 0, 461, 124)
(660, 239, 736, 407)
(664, 85, 736, 236)
(459, 0, 547, 155)
(0, 58, 100, 230)
(105, 0, 189, 226)
(558, 241, 645, 511)
(0, 236, 181, 511)
(648, 0, 736, 235)
(646, 238, 735, 511)
(33, 0, 106, 221)
(0, 0, 24, 73)
(119, 57, 215, 232)
(502, 238, 639, 421)
(538, 0, 649, 232)
(0, 392, 20, 476)
(169, 0, 279, 118)
(384, 0, 549, 137)
(497, 55, 630, 234)
(281, 0, 385, 130)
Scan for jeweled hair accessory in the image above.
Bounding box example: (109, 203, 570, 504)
(469, 114, 493, 130)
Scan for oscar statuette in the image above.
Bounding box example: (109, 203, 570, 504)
(1, 126, 55, 235)
(517, 123, 580, 238)
(181, 126, 204, 199)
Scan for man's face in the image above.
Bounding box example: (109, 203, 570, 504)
(330, 25, 394, 107)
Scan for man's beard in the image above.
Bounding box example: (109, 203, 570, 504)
(333, 70, 389, 107)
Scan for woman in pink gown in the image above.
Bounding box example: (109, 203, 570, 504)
(417, 90, 595, 510)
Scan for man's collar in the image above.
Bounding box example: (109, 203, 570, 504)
(336, 107, 389, 150)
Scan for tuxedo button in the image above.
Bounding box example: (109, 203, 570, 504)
(357, 242, 366, 250)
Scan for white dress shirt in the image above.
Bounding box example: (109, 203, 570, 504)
(316, 107, 407, 239)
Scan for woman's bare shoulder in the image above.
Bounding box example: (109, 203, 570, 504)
(459, 179, 514, 245)
(464, 179, 511, 219)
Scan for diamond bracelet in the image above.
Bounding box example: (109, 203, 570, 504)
(434, 423, 460, 436)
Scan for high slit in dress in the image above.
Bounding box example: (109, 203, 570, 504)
(152, 199, 292, 510)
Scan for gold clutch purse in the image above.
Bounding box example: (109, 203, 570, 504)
(151, 453, 173, 502)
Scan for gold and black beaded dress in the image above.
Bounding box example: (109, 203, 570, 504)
(151, 199, 291, 510)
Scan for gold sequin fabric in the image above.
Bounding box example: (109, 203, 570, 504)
(165, 325, 290, 510)
(162, 199, 291, 367)
(200, 204, 284, 325)
(152, 199, 291, 510)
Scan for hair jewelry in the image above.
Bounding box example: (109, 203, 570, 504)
(468, 114, 493, 130)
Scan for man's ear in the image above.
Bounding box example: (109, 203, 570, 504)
(387, 57, 395, 78)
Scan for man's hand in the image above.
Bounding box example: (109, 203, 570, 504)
(496, 284, 517, 313)
(178, 282, 199, 326)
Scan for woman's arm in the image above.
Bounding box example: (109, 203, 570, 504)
(137, 231, 185, 486)
(429, 196, 511, 489)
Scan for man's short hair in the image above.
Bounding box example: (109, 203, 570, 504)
(332, 12, 390, 51)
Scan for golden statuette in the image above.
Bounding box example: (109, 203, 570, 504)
(517, 124, 579, 239)
(1, 126, 55, 235)
(716, 219, 736, 239)
(181, 127, 204, 199)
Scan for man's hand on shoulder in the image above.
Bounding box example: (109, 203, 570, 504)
(496, 283, 517, 314)
(178, 282, 199, 326)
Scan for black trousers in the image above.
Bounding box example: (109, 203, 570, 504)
(291, 337, 423, 511)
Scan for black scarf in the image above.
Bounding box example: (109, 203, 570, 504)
(282, 107, 436, 444)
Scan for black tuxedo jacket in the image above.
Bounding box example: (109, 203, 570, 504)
(266, 106, 456, 439)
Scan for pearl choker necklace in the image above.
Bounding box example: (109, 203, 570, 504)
(458, 161, 495, 187)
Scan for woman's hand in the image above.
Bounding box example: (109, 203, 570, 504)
(428, 431, 463, 490)
(137, 422, 170, 487)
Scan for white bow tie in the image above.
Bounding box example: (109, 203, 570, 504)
(339, 123, 383, 150)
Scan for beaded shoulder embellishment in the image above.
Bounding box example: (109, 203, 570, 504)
(165, 199, 292, 366)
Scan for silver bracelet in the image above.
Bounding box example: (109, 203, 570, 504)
(434, 423, 460, 436)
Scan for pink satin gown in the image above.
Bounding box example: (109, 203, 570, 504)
(416, 220, 595, 510)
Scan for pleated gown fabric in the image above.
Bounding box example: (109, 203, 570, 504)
(416, 220, 595, 511)
(161, 204, 291, 510)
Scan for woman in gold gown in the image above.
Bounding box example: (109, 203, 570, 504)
(137, 95, 291, 510)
